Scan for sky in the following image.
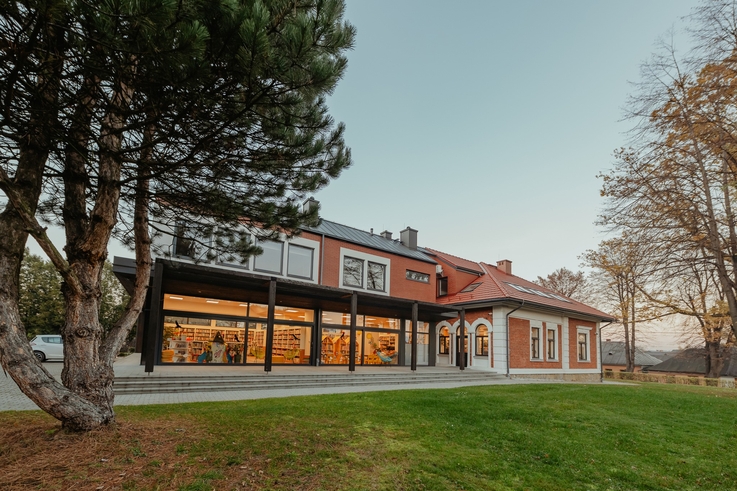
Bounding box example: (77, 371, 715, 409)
(316, 0, 699, 282)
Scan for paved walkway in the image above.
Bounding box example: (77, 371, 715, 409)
(0, 354, 596, 412)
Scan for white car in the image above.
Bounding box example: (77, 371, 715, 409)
(30, 335, 64, 362)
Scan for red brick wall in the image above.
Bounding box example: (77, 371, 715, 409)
(569, 318, 597, 369)
(508, 317, 562, 369)
(317, 236, 436, 302)
(435, 257, 481, 297)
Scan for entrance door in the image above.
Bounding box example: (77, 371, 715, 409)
(455, 335, 468, 366)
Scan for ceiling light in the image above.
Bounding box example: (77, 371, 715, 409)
(286, 309, 299, 313)
(169, 296, 183, 300)
(206, 300, 219, 304)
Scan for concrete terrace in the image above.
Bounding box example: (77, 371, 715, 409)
(0, 354, 538, 412)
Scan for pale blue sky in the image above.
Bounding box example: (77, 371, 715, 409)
(316, 0, 699, 281)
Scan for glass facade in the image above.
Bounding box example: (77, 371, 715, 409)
(159, 296, 425, 368)
(404, 321, 429, 365)
(161, 294, 312, 365)
(320, 312, 399, 365)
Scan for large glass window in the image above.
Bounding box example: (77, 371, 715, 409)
(531, 327, 541, 359)
(406, 270, 430, 283)
(404, 321, 429, 365)
(272, 325, 311, 364)
(439, 327, 450, 354)
(320, 328, 361, 365)
(343, 256, 363, 287)
(364, 332, 398, 365)
(161, 315, 245, 364)
(287, 244, 313, 279)
(247, 322, 267, 363)
(475, 325, 489, 356)
(254, 239, 283, 274)
(321, 311, 365, 326)
(367, 261, 386, 291)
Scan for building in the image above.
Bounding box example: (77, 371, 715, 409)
(601, 341, 663, 373)
(645, 347, 737, 380)
(113, 201, 613, 381)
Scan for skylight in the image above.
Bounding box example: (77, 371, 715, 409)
(460, 283, 481, 293)
(506, 283, 571, 303)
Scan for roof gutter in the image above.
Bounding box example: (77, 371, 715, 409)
(505, 300, 525, 378)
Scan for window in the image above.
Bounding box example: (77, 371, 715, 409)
(287, 244, 313, 279)
(367, 261, 386, 291)
(547, 327, 557, 360)
(254, 240, 283, 274)
(406, 270, 430, 283)
(578, 330, 590, 361)
(174, 222, 198, 258)
(342, 256, 364, 287)
(461, 283, 481, 293)
(531, 327, 541, 359)
(438, 277, 448, 296)
(439, 327, 450, 354)
(475, 326, 489, 356)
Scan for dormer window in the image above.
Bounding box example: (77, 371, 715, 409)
(437, 277, 448, 297)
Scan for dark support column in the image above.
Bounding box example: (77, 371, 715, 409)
(144, 262, 164, 374)
(398, 318, 406, 366)
(349, 291, 357, 372)
(411, 302, 418, 371)
(428, 322, 437, 366)
(265, 278, 276, 373)
(459, 308, 466, 371)
(312, 308, 321, 366)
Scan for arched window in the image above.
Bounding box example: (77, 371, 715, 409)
(475, 325, 489, 356)
(439, 327, 449, 354)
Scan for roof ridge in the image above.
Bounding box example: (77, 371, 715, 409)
(425, 247, 478, 264)
(315, 218, 394, 240)
(479, 262, 513, 297)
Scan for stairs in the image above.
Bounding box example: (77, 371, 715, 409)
(113, 370, 505, 395)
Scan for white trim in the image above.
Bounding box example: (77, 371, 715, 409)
(562, 317, 570, 370)
(509, 368, 600, 375)
(338, 247, 391, 295)
(545, 322, 559, 362)
(530, 321, 542, 361)
(470, 318, 492, 332)
(576, 327, 591, 362)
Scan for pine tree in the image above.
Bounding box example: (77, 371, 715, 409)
(0, 0, 354, 430)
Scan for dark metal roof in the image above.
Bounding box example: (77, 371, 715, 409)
(303, 220, 436, 264)
(646, 347, 737, 377)
(602, 341, 663, 367)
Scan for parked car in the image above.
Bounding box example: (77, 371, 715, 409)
(30, 335, 63, 362)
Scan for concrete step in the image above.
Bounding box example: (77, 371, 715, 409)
(113, 371, 505, 395)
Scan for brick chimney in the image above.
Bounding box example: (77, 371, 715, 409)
(400, 227, 418, 250)
(496, 259, 512, 275)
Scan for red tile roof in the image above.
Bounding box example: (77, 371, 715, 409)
(424, 248, 484, 274)
(431, 256, 613, 321)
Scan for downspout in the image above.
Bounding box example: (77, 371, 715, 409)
(599, 321, 613, 382)
(505, 300, 525, 378)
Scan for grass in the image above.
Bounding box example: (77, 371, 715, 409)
(1, 383, 736, 490)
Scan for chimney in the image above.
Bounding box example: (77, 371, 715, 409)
(303, 197, 320, 215)
(380, 230, 392, 240)
(400, 227, 418, 250)
(496, 259, 512, 275)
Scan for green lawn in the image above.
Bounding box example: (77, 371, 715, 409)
(2, 383, 736, 490)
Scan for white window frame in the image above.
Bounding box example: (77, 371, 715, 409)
(576, 327, 592, 362)
(287, 243, 315, 280)
(530, 325, 541, 361)
(339, 247, 391, 295)
(546, 323, 558, 361)
(253, 238, 284, 275)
